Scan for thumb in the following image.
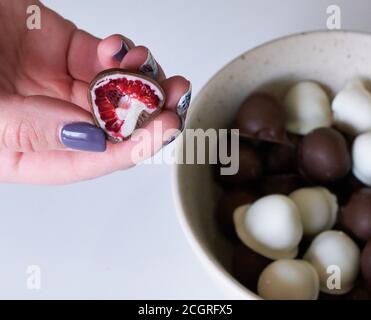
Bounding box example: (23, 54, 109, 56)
(0, 95, 106, 152)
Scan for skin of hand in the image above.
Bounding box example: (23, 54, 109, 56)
(0, 0, 190, 184)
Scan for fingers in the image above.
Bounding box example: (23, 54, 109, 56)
(70, 80, 90, 111)
(67, 30, 101, 83)
(0, 95, 106, 153)
(161, 76, 192, 133)
(70, 75, 192, 143)
(161, 76, 191, 111)
(68, 31, 166, 84)
(67, 31, 135, 83)
(110, 110, 180, 167)
(69, 49, 183, 114)
(2, 111, 180, 184)
(120, 46, 166, 82)
(97, 34, 135, 69)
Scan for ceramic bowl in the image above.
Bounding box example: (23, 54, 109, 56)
(173, 31, 371, 299)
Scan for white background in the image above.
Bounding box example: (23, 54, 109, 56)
(1, 0, 371, 299)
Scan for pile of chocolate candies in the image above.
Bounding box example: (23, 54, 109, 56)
(215, 79, 371, 300)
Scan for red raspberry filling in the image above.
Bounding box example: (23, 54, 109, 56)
(94, 78, 161, 134)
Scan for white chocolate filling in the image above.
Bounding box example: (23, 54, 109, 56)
(116, 96, 148, 138)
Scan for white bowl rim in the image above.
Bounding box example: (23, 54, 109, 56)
(172, 29, 371, 299)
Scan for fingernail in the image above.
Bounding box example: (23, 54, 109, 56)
(163, 128, 182, 147)
(163, 83, 192, 146)
(113, 40, 129, 61)
(139, 49, 158, 79)
(60, 122, 106, 152)
(176, 82, 192, 131)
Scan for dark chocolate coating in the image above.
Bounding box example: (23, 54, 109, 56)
(232, 244, 272, 292)
(215, 189, 258, 243)
(298, 127, 351, 182)
(217, 142, 262, 184)
(263, 141, 298, 174)
(326, 173, 365, 206)
(259, 174, 305, 196)
(361, 240, 371, 291)
(297, 238, 312, 259)
(319, 279, 371, 300)
(341, 189, 371, 242)
(234, 93, 287, 144)
(344, 280, 371, 300)
(318, 292, 344, 300)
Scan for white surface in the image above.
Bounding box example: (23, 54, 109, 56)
(1, 0, 371, 299)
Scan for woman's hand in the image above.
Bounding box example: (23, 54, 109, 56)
(0, 0, 190, 184)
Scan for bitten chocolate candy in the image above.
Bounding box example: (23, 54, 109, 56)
(299, 127, 351, 182)
(89, 69, 165, 143)
(341, 188, 371, 242)
(232, 244, 272, 292)
(361, 240, 371, 291)
(234, 93, 287, 143)
(215, 189, 258, 243)
(217, 142, 262, 184)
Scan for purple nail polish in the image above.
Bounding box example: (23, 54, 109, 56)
(113, 40, 129, 61)
(60, 122, 106, 152)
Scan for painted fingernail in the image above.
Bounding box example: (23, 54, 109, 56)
(60, 122, 106, 152)
(163, 129, 182, 147)
(113, 40, 129, 61)
(177, 82, 192, 131)
(163, 83, 192, 146)
(139, 50, 158, 79)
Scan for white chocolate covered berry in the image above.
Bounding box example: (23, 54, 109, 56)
(233, 195, 303, 260)
(283, 81, 332, 135)
(352, 131, 371, 186)
(304, 230, 360, 295)
(332, 79, 371, 135)
(258, 259, 320, 300)
(289, 187, 338, 237)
